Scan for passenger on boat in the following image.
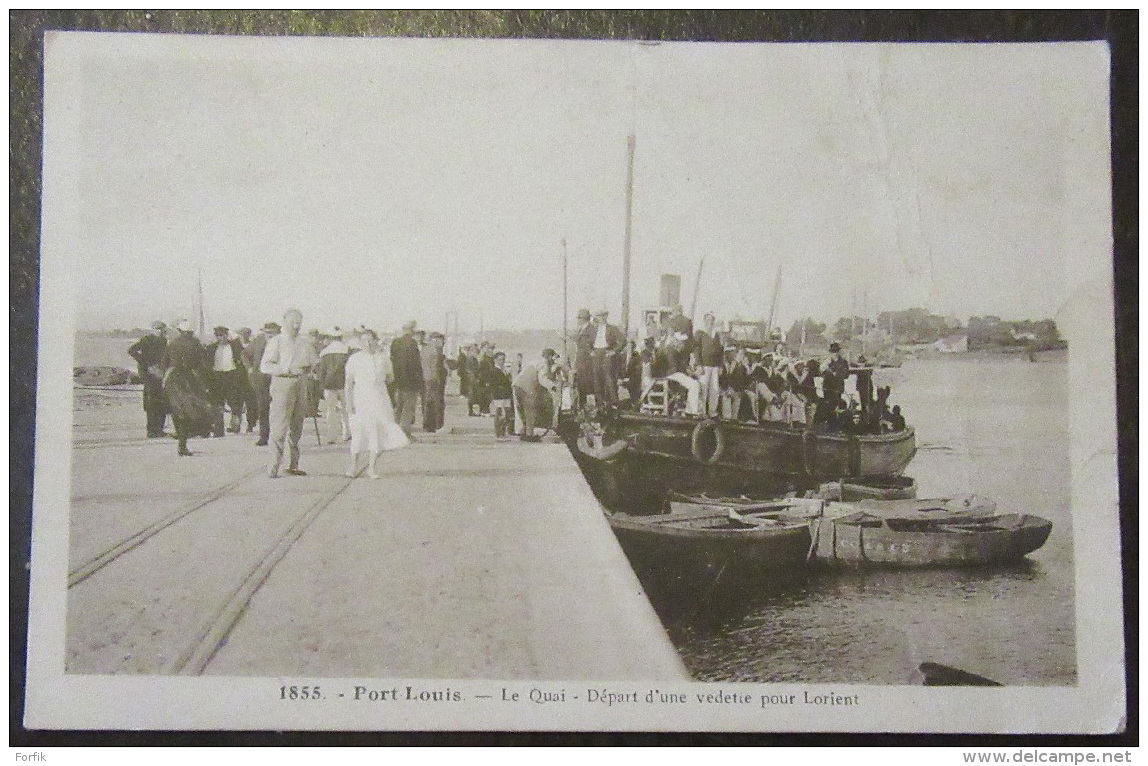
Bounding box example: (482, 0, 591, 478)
(666, 304, 694, 348)
(845, 398, 866, 434)
(623, 339, 643, 405)
(823, 342, 850, 404)
(823, 398, 853, 433)
(590, 308, 625, 409)
(573, 308, 594, 410)
(693, 312, 724, 417)
(638, 312, 664, 349)
(720, 346, 754, 421)
(654, 339, 701, 417)
(789, 360, 816, 400)
(884, 404, 906, 432)
(748, 353, 784, 422)
(639, 335, 656, 396)
(775, 363, 807, 428)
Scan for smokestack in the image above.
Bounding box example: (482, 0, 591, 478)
(660, 274, 681, 307)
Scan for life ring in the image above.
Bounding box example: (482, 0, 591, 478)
(577, 435, 630, 461)
(690, 419, 725, 465)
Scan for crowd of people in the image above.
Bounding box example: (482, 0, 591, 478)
(566, 303, 905, 435)
(125, 303, 906, 476)
(127, 310, 573, 479)
(454, 342, 570, 441)
(129, 311, 447, 476)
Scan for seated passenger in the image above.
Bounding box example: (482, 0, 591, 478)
(720, 347, 753, 421)
(785, 360, 815, 427)
(816, 395, 846, 431)
(656, 342, 701, 417)
(887, 404, 906, 431)
(748, 353, 783, 422)
(778, 389, 806, 427)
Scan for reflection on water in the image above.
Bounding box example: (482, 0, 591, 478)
(639, 357, 1077, 686)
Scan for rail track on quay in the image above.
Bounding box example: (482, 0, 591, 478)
(66, 457, 358, 676)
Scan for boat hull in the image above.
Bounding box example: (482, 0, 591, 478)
(616, 414, 917, 479)
(817, 475, 919, 501)
(563, 413, 917, 512)
(607, 511, 812, 572)
(811, 513, 1052, 568)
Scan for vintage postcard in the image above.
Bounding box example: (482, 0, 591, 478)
(24, 32, 1123, 733)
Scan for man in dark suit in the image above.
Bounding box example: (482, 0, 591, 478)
(128, 320, 169, 437)
(244, 322, 279, 446)
(205, 326, 247, 436)
(573, 308, 594, 410)
(421, 331, 447, 433)
(589, 308, 625, 408)
(163, 320, 213, 456)
(235, 327, 257, 432)
(390, 320, 424, 437)
(823, 342, 850, 405)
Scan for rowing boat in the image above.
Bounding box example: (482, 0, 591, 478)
(606, 500, 821, 572)
(815, 475, 918, 501)
(810, 506, 1052, 567)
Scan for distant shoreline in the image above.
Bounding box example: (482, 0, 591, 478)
(903, 346, 1067, 363)
(71, 330, 1068, 373)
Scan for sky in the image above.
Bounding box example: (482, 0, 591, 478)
(44, 34, 1110, 336)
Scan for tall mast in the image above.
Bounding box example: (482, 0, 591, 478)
(688, 256, 705, 324)
(621, 133, 635, 337)
(851, 291, 857, 340)
(765, 263, 783, 338)
(196, 267, 206, 337)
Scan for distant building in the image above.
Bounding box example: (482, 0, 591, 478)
(968, 315, 1063, 351)
(931, 333, 968, 354)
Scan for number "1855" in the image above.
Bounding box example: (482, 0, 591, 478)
(280, 685, 322, 700)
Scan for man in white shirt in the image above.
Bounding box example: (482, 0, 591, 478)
(260, 308, 319, 478)
(205, 325, 246, 436)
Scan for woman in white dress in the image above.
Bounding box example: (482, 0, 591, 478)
(343, 329, 409, 478)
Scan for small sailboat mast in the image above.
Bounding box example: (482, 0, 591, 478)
(688, 256, 705, 323)
(765, 263, 783, 339)
(561, 237, 569, 361)
(196, 267, 206, 337)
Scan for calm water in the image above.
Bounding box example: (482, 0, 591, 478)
(656, 356, 1076, 686)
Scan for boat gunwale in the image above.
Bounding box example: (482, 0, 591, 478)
(608, 511, 810, 540)
(608, 412, 916, 446)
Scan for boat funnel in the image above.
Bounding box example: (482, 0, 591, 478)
(660, 274, 681, 307)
